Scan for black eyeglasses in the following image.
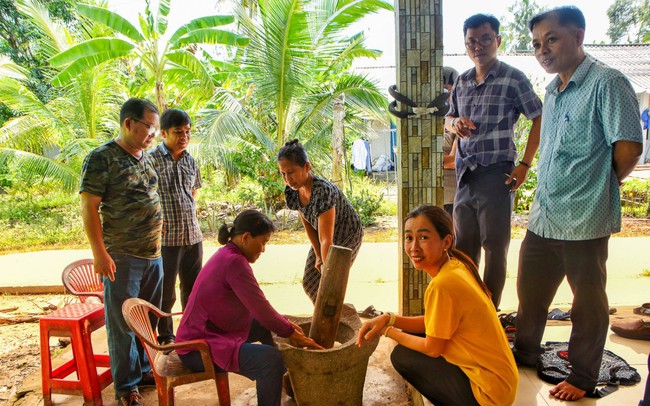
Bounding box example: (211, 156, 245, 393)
(465, 35, 498, 49)
(131, 117, 160, 136)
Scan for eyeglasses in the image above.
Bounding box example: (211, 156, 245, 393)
(465, 35, 498, 49)
(131, 117, 160, 136)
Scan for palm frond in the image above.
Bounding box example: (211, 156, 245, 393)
(311, 0, 393, 43)
(15, 0, 69, 58)
(0, 148, 79, 191)
(198, 109, 275, 153)
(0, 57, 28, 80)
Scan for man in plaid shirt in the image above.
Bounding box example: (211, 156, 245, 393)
(150, 108, 203, 345)
(445, 13, 542, 310)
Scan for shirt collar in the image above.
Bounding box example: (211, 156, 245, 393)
(159, 142, 185, 159)
(545, 54, 594, 95)
(464, 59, 501, 83)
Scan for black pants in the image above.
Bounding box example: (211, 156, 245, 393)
(391, 344, 480, 406)
(453, 161, 514, 309)
(641, 353, 650, 406)
(514, 231, 609, 392)
(157, 242, 203, 342)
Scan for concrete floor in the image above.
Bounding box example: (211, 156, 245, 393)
(21, 311, 650, 406)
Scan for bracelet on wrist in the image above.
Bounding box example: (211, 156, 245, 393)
(387, 312, 396, 327)
(518, 160, 531, 168)
(384, 326, 394, 337)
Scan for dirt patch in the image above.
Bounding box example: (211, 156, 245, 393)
(512, 214, 650, 238)
(0, 295, 71, 405)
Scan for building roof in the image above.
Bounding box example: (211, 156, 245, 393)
(353, 44, 650, 98)
(584, 44, 650, 93)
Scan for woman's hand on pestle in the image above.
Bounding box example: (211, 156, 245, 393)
(289, 329, 325, 350)
(356, 314, 390, 347)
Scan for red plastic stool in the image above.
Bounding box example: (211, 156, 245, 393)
(40, 302, 112, 405)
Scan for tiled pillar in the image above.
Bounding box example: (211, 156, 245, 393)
(395, 0, 444, 316)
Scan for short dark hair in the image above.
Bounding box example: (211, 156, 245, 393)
(217, 209, 276, 245)
(119, 98, 158, 125)
(529, 6, 586, 32)
(463, 14, 500, 36)
(160, 108, 191, 131)
(277, 138, 309, 166)
(443, 66, 459, 86)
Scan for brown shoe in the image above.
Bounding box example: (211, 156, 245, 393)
(611, 319, 650, 341)
(119, 391, 143, 406)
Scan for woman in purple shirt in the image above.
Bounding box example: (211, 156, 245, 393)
(175, 209, 322, 405)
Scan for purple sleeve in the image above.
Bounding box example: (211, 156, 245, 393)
(227, 258, 295, 337)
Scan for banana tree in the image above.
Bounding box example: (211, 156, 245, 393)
(48, 0, 249, 112)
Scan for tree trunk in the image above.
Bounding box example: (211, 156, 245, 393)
(155, 81, 169, 113)
(331, 93, 345, 191)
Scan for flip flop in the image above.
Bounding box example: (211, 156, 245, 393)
(547, 308, 571, 320)
(633, 303, 650, 315)
(358, 305, 383, 319)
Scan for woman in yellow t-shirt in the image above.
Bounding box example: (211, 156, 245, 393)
(357, 205, 518, 405)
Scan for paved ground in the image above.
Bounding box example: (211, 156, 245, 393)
(2, 239, 650, 405)
(3, 239, 650, 312)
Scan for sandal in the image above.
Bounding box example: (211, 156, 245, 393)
(547, 308, 571, 320)
(633, 303, 650, 316)
(358, 305, 383, 319)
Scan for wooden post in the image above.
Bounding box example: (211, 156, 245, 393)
(309, 245, 353, 348)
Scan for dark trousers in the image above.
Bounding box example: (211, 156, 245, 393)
(514, 230, 609, 392)
(391, 344, 479, 406)
(302, 238, 361, 304)
(453, 161, 514, 309)
(157, 242, 203, 342)
(179, 320, 285, 406)
(641, 353, 650, 406)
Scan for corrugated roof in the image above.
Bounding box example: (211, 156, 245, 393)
(353, 44, 650, 96)
(584, 44, 650, 93)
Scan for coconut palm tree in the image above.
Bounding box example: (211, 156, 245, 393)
(198, 0, 392, 196)
(0, 0, 125, 191)
(48, 0, 248, 113)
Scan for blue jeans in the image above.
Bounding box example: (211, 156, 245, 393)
(104, 253, 163, 398)
(179, 320, 285, 406)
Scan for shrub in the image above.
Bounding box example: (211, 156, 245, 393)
(346, 178, 384, 226)
(621, 177, 650, 218)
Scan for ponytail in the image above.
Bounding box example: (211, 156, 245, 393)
(217, 209, 276, 246)
(217, 223, 232, 245)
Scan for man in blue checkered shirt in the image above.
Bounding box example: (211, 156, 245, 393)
(445, 13, 543, 310)
(150, 108, 203, 345)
